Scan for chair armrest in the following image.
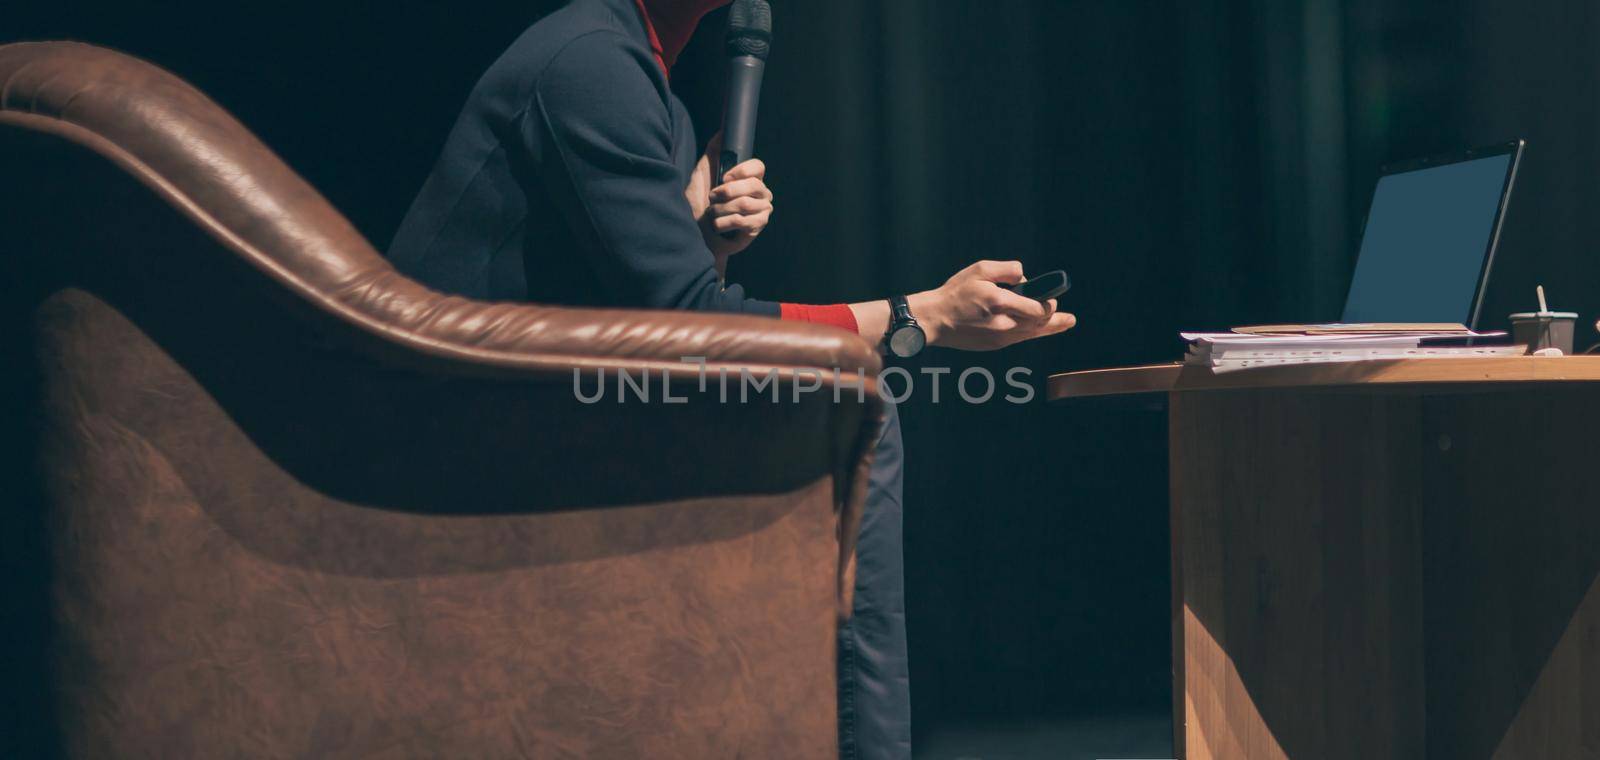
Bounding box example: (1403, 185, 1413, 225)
(330, 270, 883, 382)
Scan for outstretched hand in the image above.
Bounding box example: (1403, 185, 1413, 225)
(908, 260, 1077, 350)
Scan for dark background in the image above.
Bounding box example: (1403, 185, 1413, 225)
(9, 1, 1600, 756)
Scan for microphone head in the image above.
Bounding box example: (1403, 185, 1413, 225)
(726, 0, 773, 61)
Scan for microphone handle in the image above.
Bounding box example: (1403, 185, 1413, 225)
(719, 56, 766, 181)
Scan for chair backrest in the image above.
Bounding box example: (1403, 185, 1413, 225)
(1, 41, 881, 758)
(0, 40, 880, 375)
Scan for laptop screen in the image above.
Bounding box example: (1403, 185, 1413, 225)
(1340, 150, 1517, 326)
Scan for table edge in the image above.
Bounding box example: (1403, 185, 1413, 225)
(1047, 357, 1600, 400)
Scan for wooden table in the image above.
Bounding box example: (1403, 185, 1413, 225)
(1050, 358, 1600, 760)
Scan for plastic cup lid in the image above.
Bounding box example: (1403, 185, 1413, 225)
(1508, 312, 1579, 319)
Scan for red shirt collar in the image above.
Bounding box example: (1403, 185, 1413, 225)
(630, 0, 672, 77)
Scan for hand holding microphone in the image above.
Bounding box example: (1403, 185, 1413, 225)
(688, 132, 773, 262)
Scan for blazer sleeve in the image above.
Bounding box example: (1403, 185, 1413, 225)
(527, 31, 778, 316)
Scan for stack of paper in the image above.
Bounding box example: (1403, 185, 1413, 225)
(1232, 322, 1472, 335)
(1183, 331, 1524, 372)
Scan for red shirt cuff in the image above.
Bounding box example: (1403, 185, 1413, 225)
(779, 303, 859, 334)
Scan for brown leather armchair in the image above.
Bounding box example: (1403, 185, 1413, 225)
(0, 41, 882, 758)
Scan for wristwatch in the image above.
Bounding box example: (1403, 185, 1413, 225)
(885, 295, 926, 358)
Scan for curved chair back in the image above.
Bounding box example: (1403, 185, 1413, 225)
(1, 41, 881, 758)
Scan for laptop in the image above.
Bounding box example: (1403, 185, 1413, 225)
(1339, 140, 1525, 330)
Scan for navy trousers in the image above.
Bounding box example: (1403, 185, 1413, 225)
(838, 401, 911, 759)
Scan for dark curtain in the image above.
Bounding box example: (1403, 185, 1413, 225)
(8, 0, 1600, 754)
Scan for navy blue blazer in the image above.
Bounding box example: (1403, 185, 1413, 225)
(387, 0, 777, 315)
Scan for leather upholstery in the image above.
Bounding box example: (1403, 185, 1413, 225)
(1, 41, 882, 758)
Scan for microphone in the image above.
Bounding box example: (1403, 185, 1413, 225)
(719, 0, 772, 183)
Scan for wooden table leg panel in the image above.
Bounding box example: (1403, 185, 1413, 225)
(1418, 389, 1600, 760)
(1171, 386, 1600, 759)
(1170, 390, 1425, 759)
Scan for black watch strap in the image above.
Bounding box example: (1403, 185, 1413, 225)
(884, 295, 926, 358)
(890, 295, 917, 328)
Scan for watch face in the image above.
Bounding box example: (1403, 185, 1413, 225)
(889, 325, 926, 358)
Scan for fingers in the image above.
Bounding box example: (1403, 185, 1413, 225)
(711, 196, 771, 217)
(1010, 310, 1074, 336)
(721, 158, 766, 183)
(983, 311, 1074, 350)
(711, 177, 772, 202)
(710, 194, 774, 235)
(713, 208, 773, 235)
(708, 160, 773, 240)
(993, 304, 1075, 344)
(1039, 311, 1077, 334)
(988, 314, 1019, 333)
(989, 288, 1052, 321)
(706, 158, 773, 243)
(971, 259, 1025, 285)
